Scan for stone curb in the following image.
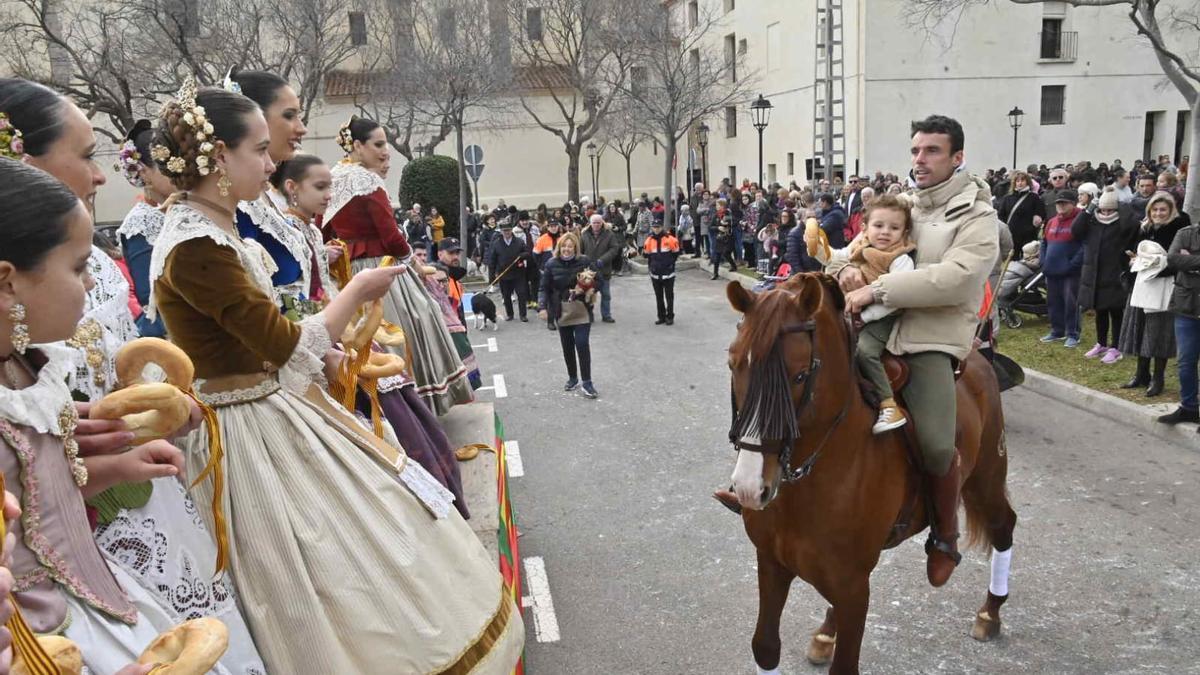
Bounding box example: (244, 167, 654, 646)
(692, 258, 760, 290)
(1022, 367, 1197, 449)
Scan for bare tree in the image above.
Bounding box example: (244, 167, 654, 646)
(597, 99, 650, 204)
(618, 2, 758, 229)
(266, 0, 362, 124)
(507, 0, 638, 202)
(909, 0, 1198, 221)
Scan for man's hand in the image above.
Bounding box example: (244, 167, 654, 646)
(74, 402, 135, 456)
(837, 266, 867, 292)
(844, 285, 876, 315)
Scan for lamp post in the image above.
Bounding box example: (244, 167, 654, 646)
(751, 94, 773, 187)
(697, 122, 709, 188)
(586, 141, 598, 203)
(1007, 106, 1024, 169)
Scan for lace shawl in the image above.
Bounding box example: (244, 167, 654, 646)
(327, 161, 388, 224)
(116, 200, 165, 246)
(0, 345, 76, 434)
(239, 195, 313, 302)
(57, 248, 141, 401)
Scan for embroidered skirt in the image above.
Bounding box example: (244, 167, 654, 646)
(182, 376, 523, 674)
(352, 257, 473, 415)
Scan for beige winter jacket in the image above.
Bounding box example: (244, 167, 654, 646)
(828, 172, 999, 359)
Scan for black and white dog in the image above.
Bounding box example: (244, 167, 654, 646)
(470, 289, 499, 331)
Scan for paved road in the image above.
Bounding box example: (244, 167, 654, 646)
(469, 268, 1200, 675)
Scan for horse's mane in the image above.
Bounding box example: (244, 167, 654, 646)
(729, 274, 844, 367)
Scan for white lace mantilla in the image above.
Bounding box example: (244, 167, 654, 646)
(148, 204, 279, 321)
(239, 195, 313, 301)
(0, 345, 75, 435)
(327, 161, 387, 224)
(116, 201, 165, 246)
(279, 316, 332, 395)
(59, 248, 141, 400)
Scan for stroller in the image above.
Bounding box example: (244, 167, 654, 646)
(997, 243, 1048, 329)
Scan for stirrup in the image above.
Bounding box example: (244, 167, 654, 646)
(924, 533, 962, 565)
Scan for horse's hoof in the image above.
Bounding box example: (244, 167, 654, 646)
(805, 632, 835, 665)
(970, 611, 1001, 641)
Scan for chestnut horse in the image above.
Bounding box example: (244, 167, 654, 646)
(723, 274, 1016, 675)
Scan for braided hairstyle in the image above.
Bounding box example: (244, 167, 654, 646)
(153, 87, 259, 191)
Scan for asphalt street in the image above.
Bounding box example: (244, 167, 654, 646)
(469, 268, 1200, 675)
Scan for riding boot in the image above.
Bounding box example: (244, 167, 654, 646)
(1120, 356, 1151, 389)
(925, 455, 962, 588)
(1145, 357, 1167, 397)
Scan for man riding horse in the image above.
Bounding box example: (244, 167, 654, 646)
(720, 114, 999, 588)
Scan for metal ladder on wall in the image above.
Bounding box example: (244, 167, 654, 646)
(812, 0, 846, 186)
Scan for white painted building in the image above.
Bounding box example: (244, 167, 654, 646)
(680, 0, 1194, 187)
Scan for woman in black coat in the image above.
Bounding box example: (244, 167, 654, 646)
(997, 170, 1047, 254)
(538, 232, 600, 398)
(1073, 187, 1137, 362)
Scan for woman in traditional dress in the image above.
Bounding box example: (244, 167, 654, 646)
(327, 116, 474, 415)
(148, 83, 522, 672)
(0, 78, 267, 674)
(115, 119, 172, 338)
(275, 153, 470, 517)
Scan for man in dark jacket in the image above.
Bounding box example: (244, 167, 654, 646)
(784, 221, 824, 274)
(1157, 222, 1200, 425)
(816, 193, 847, 249)
(1039, 190, 1086, 346)
(486, 219, 530, 321)
(580, 214, 620, 322)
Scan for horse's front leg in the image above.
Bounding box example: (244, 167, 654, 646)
(828, 578, 871, 675)
(806, 606, 837, 665)
(751, 549, 795, 675)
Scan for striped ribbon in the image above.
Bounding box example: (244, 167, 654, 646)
(0, 472, 60, 675)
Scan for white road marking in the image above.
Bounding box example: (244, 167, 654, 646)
(471, 337, 498, 352)
(506, 440, 524, 477)
(493, 373, 508, 398)
(523, 557, 560, 642)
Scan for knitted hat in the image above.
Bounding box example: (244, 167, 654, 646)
(1077, 182, 1099, 199)
(1097, 186, 1119, 211)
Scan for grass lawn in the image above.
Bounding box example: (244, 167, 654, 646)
(996, 310, 1180, 404)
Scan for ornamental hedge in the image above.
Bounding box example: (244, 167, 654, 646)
(397, 154, 472, 239)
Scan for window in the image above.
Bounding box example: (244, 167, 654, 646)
(1040, 85, 1065, 125)
(729, 166, 737, 183)
(348, 11, 367, 46)
(738, 38, 747, 56)
(724, 34, 737, 83)
(724, 0, 736, 13)
(768, 164, 777, 184)
(787, 152, 795, 175)
(526, 7, 543, 41)
(689, 49, 700, 79)
(1040, 18, 1062, 59)
(437, 9, 456, 44)
(630, 66, 647, 97)
(766, 23, 780, 71)
(725, 105, 737, 138)
(687, 1, 698, 29)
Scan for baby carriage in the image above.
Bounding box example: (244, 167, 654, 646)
(997, 244, 1048, 329)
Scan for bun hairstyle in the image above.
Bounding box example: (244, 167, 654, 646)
(269, 154, 325, 192)
(0, 157, 81, 270)
(115, 119, 154, 187)
(127, 119, 155, 164)
(0, 78, 68, 157)
(337, 115, 381, 154)
(227, 67, 290, 110)
(153, 81, 259, 191)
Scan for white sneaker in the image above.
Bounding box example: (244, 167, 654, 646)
(872, 406, 908, 434)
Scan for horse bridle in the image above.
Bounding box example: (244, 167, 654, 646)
(727, 316, 852, 485)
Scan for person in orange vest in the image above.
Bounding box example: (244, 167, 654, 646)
(533, 219, 563, 268)
(643, 219, 681, 325)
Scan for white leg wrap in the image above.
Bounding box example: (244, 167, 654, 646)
(989, 547, 1012, 597)
(757, 667, 782, 675)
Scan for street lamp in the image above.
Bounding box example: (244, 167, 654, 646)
(586, 141, 598, 203)
(751, 94, 773, 186)
(1007, 106, 1024, 169)
(697, 122, 709, 188)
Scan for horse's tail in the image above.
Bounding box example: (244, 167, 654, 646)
(963, 484, 1000, 552)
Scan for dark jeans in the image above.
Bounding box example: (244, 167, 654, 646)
(499, 277, 528, 319)
(1176, 314, 1200, 410)
(1095, 307, 1124, 347)
(526, 268, 540, 307)
(1045, 274, 1080, 339)
(558, 323, 592, 382)
(651, 277, 675, 320)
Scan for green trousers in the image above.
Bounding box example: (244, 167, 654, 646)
(902, 351, 958, 476)
(856, 314, 899, 400)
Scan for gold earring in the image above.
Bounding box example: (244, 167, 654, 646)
(289, 191, 298, 208)
(218, 170, 231, 198)
(9, 303, 29, 355)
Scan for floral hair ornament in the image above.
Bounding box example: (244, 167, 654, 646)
(151, 76, 219, 178)
(222, 66, 242, 95)
(0, 112, 24, 159)
(336, 118, 355, 155)
(115, 140, 145, 187)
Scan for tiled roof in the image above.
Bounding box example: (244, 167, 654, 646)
(323, 64, 575, 99)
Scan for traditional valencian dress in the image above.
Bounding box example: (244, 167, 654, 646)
(0, 346, 261, 674)
(148, 203, 522, 672)
(326, 161, 473, 415)
(63, 247, 267, 674)
(248, 192, 470, 518)
(117, 200, 167, 337)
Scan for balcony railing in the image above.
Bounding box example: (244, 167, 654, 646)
(1038, 31, 1077, 62)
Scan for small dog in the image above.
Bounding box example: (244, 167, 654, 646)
(470, 289, 499, 331)
(569, 268, 598, 305)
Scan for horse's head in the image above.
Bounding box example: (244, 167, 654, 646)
(725, 274, 846, 511)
